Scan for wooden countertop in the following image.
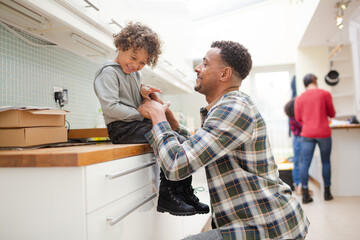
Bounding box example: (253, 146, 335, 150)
(331, 124, 360, 129)
(0, 143, 152, 167)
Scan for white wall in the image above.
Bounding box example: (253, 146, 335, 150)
(295, 44, 358, 119)
(295, 46, 330, 94)
(161, 0, 322, 128)
(349, 15, 360, 120)
(163, 92, 207, 130)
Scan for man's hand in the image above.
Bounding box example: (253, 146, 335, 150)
(138, 100, 167, 126)
(144, 88, 180, 130)
(140, 84, 162, 100)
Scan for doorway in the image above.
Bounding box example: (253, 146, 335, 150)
(246, 65, 295, 161)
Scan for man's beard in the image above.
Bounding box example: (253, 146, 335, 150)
(194, 84, 200, 92)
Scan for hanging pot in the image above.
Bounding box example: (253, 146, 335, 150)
(325, 70, 339, 86)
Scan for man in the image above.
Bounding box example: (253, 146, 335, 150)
(138, 41, 309, 239)
(295, 74, 336, 204)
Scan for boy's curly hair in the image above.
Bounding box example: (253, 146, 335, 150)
(114, 22, 162, 68)
(211, 41, 252, 80)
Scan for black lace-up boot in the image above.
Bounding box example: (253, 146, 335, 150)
(180, 185, 210, 214)
(324, 186, 334, 201)
(302, 187, 313, 204)
(157, 182, 196, 216)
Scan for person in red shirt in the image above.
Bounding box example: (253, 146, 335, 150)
(295, 73, 336, 204)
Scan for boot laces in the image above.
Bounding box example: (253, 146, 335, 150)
(186, 186, 200, 202)
(168, 187, 181, 204)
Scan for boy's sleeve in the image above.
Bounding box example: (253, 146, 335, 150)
(94, 68, 144, 122)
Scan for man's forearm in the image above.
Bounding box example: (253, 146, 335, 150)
(165, 108, 179, 131)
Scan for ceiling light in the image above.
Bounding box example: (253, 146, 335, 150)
(336, 6, 344, 17)
(336, 16, 343, 25)
(334, 0, 351, 30)
(341, 0, 351, 9)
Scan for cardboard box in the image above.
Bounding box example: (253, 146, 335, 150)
(0, 126, 68, 147)
(0, 108, 67, 128)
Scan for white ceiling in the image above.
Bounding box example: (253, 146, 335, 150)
(138, 0, 272, 21)
(300, 0, 360, 47)
(138, 0, 360, 48)
(185, 0, 272, 22)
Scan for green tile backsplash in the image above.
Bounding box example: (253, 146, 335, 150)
(0, 23, 102, 129)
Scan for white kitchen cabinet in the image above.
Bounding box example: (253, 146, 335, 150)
(55, 0, 122, 35)
(308, 127, 360, 197)
(87, 183, 156, 240)
(0, 153, 157, 240)
(0, 147, 211, 240)
(59, 0, 100, 21)
(87, 171, 211, 240)
(85, 153, 155, 213)
(1, 0, 194, 94)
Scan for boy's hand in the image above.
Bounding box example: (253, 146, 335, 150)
(140, 84, 162, 100)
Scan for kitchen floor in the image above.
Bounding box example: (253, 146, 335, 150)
(201, 180, 360, 239)
(300, 181, 360, 240)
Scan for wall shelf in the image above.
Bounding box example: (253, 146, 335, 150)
(332, 93, 354, 98)
(331, 57, 351, 62)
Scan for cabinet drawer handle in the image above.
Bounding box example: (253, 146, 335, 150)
(106, 161, 156, 180)
(110, 18, 123, 29)
(84, 0, 99, 11)
(107, 192, 157, 225)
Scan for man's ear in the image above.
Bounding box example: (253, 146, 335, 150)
(219, 67, 232, 82)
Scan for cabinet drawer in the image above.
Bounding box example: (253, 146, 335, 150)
(87, 183, 156, 240)
(85, 153, 156, 213)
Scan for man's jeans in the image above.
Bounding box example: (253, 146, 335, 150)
(183, 229, 222, 240)
(182, 229, 305, 240)
(300, 137, 332, 188)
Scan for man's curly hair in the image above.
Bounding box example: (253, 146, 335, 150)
(211, 41, 252, 80)
(114, 22, 162, 68)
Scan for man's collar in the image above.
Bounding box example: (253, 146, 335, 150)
(205, 86, 239, 111)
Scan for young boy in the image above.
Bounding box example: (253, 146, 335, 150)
(94, 22, 209, 216)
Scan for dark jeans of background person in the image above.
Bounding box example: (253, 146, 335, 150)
(107, 119, 192, 186)
(300, 137, 332, 188)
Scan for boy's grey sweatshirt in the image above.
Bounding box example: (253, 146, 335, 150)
(94, 60, 144, 125)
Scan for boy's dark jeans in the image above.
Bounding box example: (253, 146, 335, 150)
(107, 119, 192, 186)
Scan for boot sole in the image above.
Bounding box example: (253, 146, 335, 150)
(157, 206, 196, 216)
(195, 211, 209, 214)
(302, 198, 313, 204)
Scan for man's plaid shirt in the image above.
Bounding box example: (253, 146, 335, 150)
(146, 90, 310, 239)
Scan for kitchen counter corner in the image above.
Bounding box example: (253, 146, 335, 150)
(0, 143, 153, 167)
